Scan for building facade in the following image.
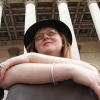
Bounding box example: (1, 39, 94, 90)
(0, 0, 100, 99)
(0, 0, 100, 65)
(0, 0, 100, 68)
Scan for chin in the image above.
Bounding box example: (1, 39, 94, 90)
(42, 49, 55, 55)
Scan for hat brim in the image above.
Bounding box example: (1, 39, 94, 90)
(24, 19, 72, 48)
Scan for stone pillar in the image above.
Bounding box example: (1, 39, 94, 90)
(24, 0, 37, 53)
(87, 0, 100, 41)
(25, 0, 36, 32)
(0, 0, 4, 27)
(57, 0, 80, 60)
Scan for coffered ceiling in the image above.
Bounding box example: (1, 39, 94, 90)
(0, 0, 100, 42)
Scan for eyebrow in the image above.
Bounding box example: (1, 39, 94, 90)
(35, 29, 55, 35)
(35, 32, 44, 36)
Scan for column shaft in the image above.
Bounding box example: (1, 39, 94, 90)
(0, 0, 4, 27)
(57, 0, 80, 60)
(25, 0, 36, 33)
(24, 0, 36, 53)
(88, 0, 100, 41)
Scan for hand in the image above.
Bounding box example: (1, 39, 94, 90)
(71, 66, 100, 100)
(0, 59, 13, 80)
(0, 64, 3, 80)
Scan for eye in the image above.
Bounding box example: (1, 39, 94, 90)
(48, 30, 56, 36)
(35, 34, 43, 40)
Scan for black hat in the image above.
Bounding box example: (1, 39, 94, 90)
(24, 19, 72, 48)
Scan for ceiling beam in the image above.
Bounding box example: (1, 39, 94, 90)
(8, 4, 18, 39)
(4, 11, 90, 17)
(6, 0, 100, 3)
(89, 25, 95, 36)
(73, 2, 80, 28)
(1, 23, 93, 29)
(0, 27, 93, 33)
(0, 30, 24, 32)
(2, 10, 12, 40)
(52, 0, 56, 19)
(94, 31, 97, 36)
(76, 1, 87, 37)
(4, 6, 89, 11)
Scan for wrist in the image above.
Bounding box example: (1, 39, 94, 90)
(53, 64, 73, 82)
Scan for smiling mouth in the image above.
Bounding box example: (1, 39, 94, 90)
(44, 42, 52, 46)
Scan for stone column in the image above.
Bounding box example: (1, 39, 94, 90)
(24, 0, 37, 53)
(25, 0, 36, 32)
(87, 0, 100, 41)
(0, 0, 4, 27)
(57, 0, 80, 60)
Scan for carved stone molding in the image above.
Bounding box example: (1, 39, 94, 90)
(8, 47, 19, 57)
(87, 0, 98, 6)
(0, 0, 4, 8)
(23, 0, 37, 5)
(0, 40, 24, 45)
(76, 37, 99, 41)
(56, 0, 68, 6)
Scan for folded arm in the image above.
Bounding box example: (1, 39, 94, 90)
(28, 52, 98, 72)
(0, 52, 98, 80)
(0, 63, 100, 99)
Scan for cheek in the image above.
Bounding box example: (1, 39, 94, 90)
(57, 36, 63, 45)
(52, 37, 63, 49)
(35, 41, 42, 50)
(58, 35, 64, 46)
(34, 41, 38, 50)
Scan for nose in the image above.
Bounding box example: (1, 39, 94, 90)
(43, 33, 49, 40)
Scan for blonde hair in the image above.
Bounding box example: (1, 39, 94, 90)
(26, 32, 71, 59)
(58, 32, 71, 58)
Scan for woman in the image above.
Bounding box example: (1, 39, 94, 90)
(0, 19, 100, 99)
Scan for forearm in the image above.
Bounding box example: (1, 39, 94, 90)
(28, 53, 98, 72)
(1, 52, 98, 73)
(0, 63, 71, 90)
(1, 53, 30, 68)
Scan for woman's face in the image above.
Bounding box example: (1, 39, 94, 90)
(34, 27, 64, 57)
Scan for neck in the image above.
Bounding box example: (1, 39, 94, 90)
(43, 52, 62, 57)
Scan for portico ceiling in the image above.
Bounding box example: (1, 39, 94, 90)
(0, 0, 100, 42)
(5, 0, 100, 3)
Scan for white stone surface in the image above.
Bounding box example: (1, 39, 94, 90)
(25, 3, 36, 33)
(0, 6, 3, 27)
(89, 3, 100, 41)
(24, 3, 36, 53)
(58, 2, 80, 60)
(78, 41, 100, 69)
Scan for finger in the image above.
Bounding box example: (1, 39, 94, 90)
(0, 68, 1, 79)
(0, 63, 9, 79)
(0, 63, 3, 79)
(0, 68, 6, 80)
(0, 65, 7, 80)
(0, 63, 3, 68)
